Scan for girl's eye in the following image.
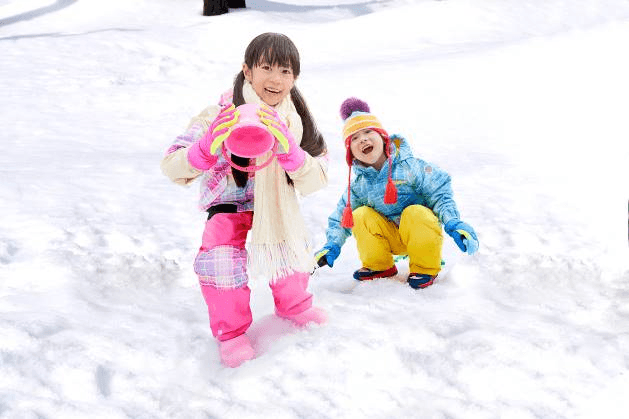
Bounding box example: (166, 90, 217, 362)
(281, 68, 293, 75)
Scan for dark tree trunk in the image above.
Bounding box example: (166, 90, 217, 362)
(203, 0, 228, 16)
(203, 0, 246, 15)
(228, 0, 247, 8)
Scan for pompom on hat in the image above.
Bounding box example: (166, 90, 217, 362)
(339, 97, 397, 228)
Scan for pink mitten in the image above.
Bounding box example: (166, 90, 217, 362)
(258, 105, 306, 172)
(187, 105, 238, 170)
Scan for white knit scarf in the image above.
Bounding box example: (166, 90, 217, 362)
(241, 82, 314, 281)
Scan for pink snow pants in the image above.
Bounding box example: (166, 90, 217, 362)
(196, 212, 313, 342)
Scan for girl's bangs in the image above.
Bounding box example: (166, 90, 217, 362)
(246, 34, 300, 75)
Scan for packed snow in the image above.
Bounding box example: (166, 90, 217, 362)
(2, 0, 629, 418)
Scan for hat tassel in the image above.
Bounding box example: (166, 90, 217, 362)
(341, 167, 354, 228)
(383, 153, 397, 204)
(384, 178, 397, 204)
(341, 205, 354, 228)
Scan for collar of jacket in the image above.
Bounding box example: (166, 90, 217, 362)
(351, 134, 411, 177)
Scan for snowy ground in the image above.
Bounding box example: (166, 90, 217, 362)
(2, 0, 629, 418)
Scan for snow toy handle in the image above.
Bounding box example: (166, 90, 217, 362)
(221, 141, 278, 172)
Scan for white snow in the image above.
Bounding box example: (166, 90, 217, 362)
(2, 0, 629, 418)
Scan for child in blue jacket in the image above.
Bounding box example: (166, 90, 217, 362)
(315, 98, 479, 289)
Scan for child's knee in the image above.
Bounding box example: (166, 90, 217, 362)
(352, 206, 378, 222)
(402, 204, 433, 219)
(401, 205, 441, 234)
(352, 206, 390, 231)
(194, 245, 248, 289)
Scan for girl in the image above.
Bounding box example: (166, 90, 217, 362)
(315, 98, 478, 289)
(161, 33, 328, 368)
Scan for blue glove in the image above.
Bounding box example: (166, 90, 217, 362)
(444, 220, 479, 255)
(314, 244, 341, 268)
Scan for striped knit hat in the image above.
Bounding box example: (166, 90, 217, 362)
(340, 97, 397, 228)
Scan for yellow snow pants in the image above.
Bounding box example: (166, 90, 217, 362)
(352, 205, 443, 276)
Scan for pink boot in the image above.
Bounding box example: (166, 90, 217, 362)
(281, 306, 328, 327)
(218, 334, 255, 368)
(270, 271, 327, 327)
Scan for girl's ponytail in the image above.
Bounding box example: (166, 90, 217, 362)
(232, 71, 246, 106)
(290, 86, 326, 158)
(230, 71, 251, 188)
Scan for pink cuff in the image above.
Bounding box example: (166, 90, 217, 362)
(187, 142, 218, 171)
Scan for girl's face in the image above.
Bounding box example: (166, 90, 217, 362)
(243, 61, 296, 107)
(349, 129, 387, 170)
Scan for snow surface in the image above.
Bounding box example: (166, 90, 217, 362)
(2, 0, 629, 418)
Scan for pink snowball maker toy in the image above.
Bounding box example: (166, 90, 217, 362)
(209, 103, 290, 172)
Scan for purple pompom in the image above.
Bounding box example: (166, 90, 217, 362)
(340, 97, 370, 120)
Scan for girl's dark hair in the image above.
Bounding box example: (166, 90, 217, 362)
(230, 32, 326, 187)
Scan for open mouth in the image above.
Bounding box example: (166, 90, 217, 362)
(361, 145, 374, 154)
(265, 87, 281, 95)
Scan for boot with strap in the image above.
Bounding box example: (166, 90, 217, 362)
(407, 272, 436, 289)
(353, 265, 398, 281)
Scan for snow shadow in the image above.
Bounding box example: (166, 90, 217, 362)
(244, 0, 385, 16)
(0, 27, 143, 42)
(0, 0, 77, 27)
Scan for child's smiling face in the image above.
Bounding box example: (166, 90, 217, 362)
(243, 60, 296, 107)
(349, 128, 387, 170)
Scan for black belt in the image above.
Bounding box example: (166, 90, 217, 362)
(206, 204, 238, 220)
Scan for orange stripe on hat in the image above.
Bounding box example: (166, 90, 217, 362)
(342, 114, 385, 141)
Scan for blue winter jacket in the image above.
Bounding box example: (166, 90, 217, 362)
(325, 134, 461, 249)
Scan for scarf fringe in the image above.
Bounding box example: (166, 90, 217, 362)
(247, 240, 316, 282)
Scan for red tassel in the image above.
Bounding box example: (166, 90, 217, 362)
(341, 205, 354, 228)
(384, 178, 397, 204)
